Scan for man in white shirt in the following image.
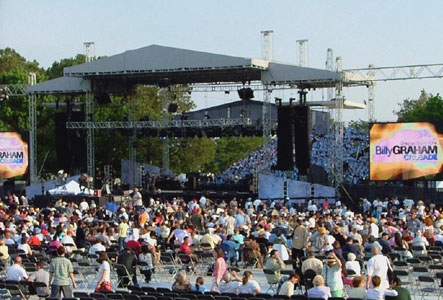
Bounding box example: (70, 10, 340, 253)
(369, 218, 380, 239)
(253, 199, 262, 211)
(79, 199, 89, 212)
(132, 187, 143, 208)
(7, 256, 28, 281)
(366, 246, 390, 289)
(89, 239, 106, 255)
(61, 230, 77, 253)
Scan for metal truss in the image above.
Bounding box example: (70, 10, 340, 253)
(0, 84, 27, 96)
(159, 87, 170, 173)
(344, 63, 443, 82)
(66, 118, 253, 129)
(334, 58, 344, 188)
(127, 94, 137, 189)
(85, 91, 95, 185)
(28, 74, 37, 184)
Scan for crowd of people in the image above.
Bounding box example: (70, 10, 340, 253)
(0, 189, 441, 299)
(219, 127, 369, 184)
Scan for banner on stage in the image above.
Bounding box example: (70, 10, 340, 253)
(370, 122, 443, 180)
(258, 173, 284, 199)
(0, 132, 28, 179)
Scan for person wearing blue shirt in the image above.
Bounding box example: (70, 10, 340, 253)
(234, 211, 245, 229)
(221, 235, 238, 265)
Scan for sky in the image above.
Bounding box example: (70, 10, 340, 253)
(1, 0, 443, 122)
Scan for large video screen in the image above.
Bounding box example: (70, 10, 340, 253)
(0, 132, 29, 179)
(370, 122, 443, 181)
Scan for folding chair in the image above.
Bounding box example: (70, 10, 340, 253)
(263, 269, 279, 293)
(5, 284, 26, 300)
(417, 255, 432, 265)
(113, 263, 135, 288)
(74, 291, 90, 298)
(178, 253, 197, 276)
(159, 254, 179, 279)
(141, 296, 158, 300)
(388, 252, 400, 262)
(107, 294, 125, 300)
(90, 293, 108, 299)
(140, 286, 156, 293)
(197, 295, 214, 300)
(199, 252, 215, 276)
(128, 285, 143, 292)
(215, 296, 231, 300)
(393, 270, 413, 287)
(429, 264, 443, 275)
(33, 281, 50, 298)
(411, 245, 425, 256)
(201, 243, 213, 252)
(417, 276, 439, 300)
(393, 260, 408, 270)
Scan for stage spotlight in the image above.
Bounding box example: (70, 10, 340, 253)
(95, 93, 111, 105)
(158, 78, 171, 88)
(168, 103, 178, 113)
(238, 88, 254, 100)
(275, 97, 282, 106)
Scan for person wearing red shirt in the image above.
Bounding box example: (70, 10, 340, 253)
(126, 239, 142, 255)
(29, 230, 41, 246)
(180, 236, 192, 255)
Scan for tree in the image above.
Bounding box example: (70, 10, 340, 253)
(348, 119, 369, 131)
(212, 136, 264, 173)
(394, 90, 443, 122)
(46, 54, 86, 79)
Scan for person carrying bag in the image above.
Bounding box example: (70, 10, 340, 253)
(95, 252, 113, 293)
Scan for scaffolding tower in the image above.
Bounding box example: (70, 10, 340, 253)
(261, 31, 273, 169)
(28, 73, 37, 185)
(297, 39, 308, 67)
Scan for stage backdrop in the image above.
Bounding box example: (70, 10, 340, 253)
(287, 179, 310, 198)
(258, 174, 284, 199)
(0, 132, 28, 179)
(370, 122, 443, 181)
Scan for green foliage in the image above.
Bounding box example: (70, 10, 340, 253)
(348, 119, 369, 131)
(46, 54, 87, 79)
(394, 90, 443, 122)
(0, 48, 47, 132)
(170, 137, 217, 174)
(212, 136, 263, 173)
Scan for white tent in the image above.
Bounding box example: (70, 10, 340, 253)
(47, 180, 93, 196)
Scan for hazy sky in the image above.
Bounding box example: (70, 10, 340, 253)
(2, 0, 443, 122)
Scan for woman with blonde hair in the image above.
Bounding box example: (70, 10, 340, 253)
(307, 275, 331, 300)
(172, 270, 192, 292)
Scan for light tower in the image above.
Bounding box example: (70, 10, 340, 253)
(84, 42, 95, 184)
(261, 30, 273, 60)
(84, 42, 95, 63)
(297, 39, 308, 67)
(261, 30, 273, 168)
